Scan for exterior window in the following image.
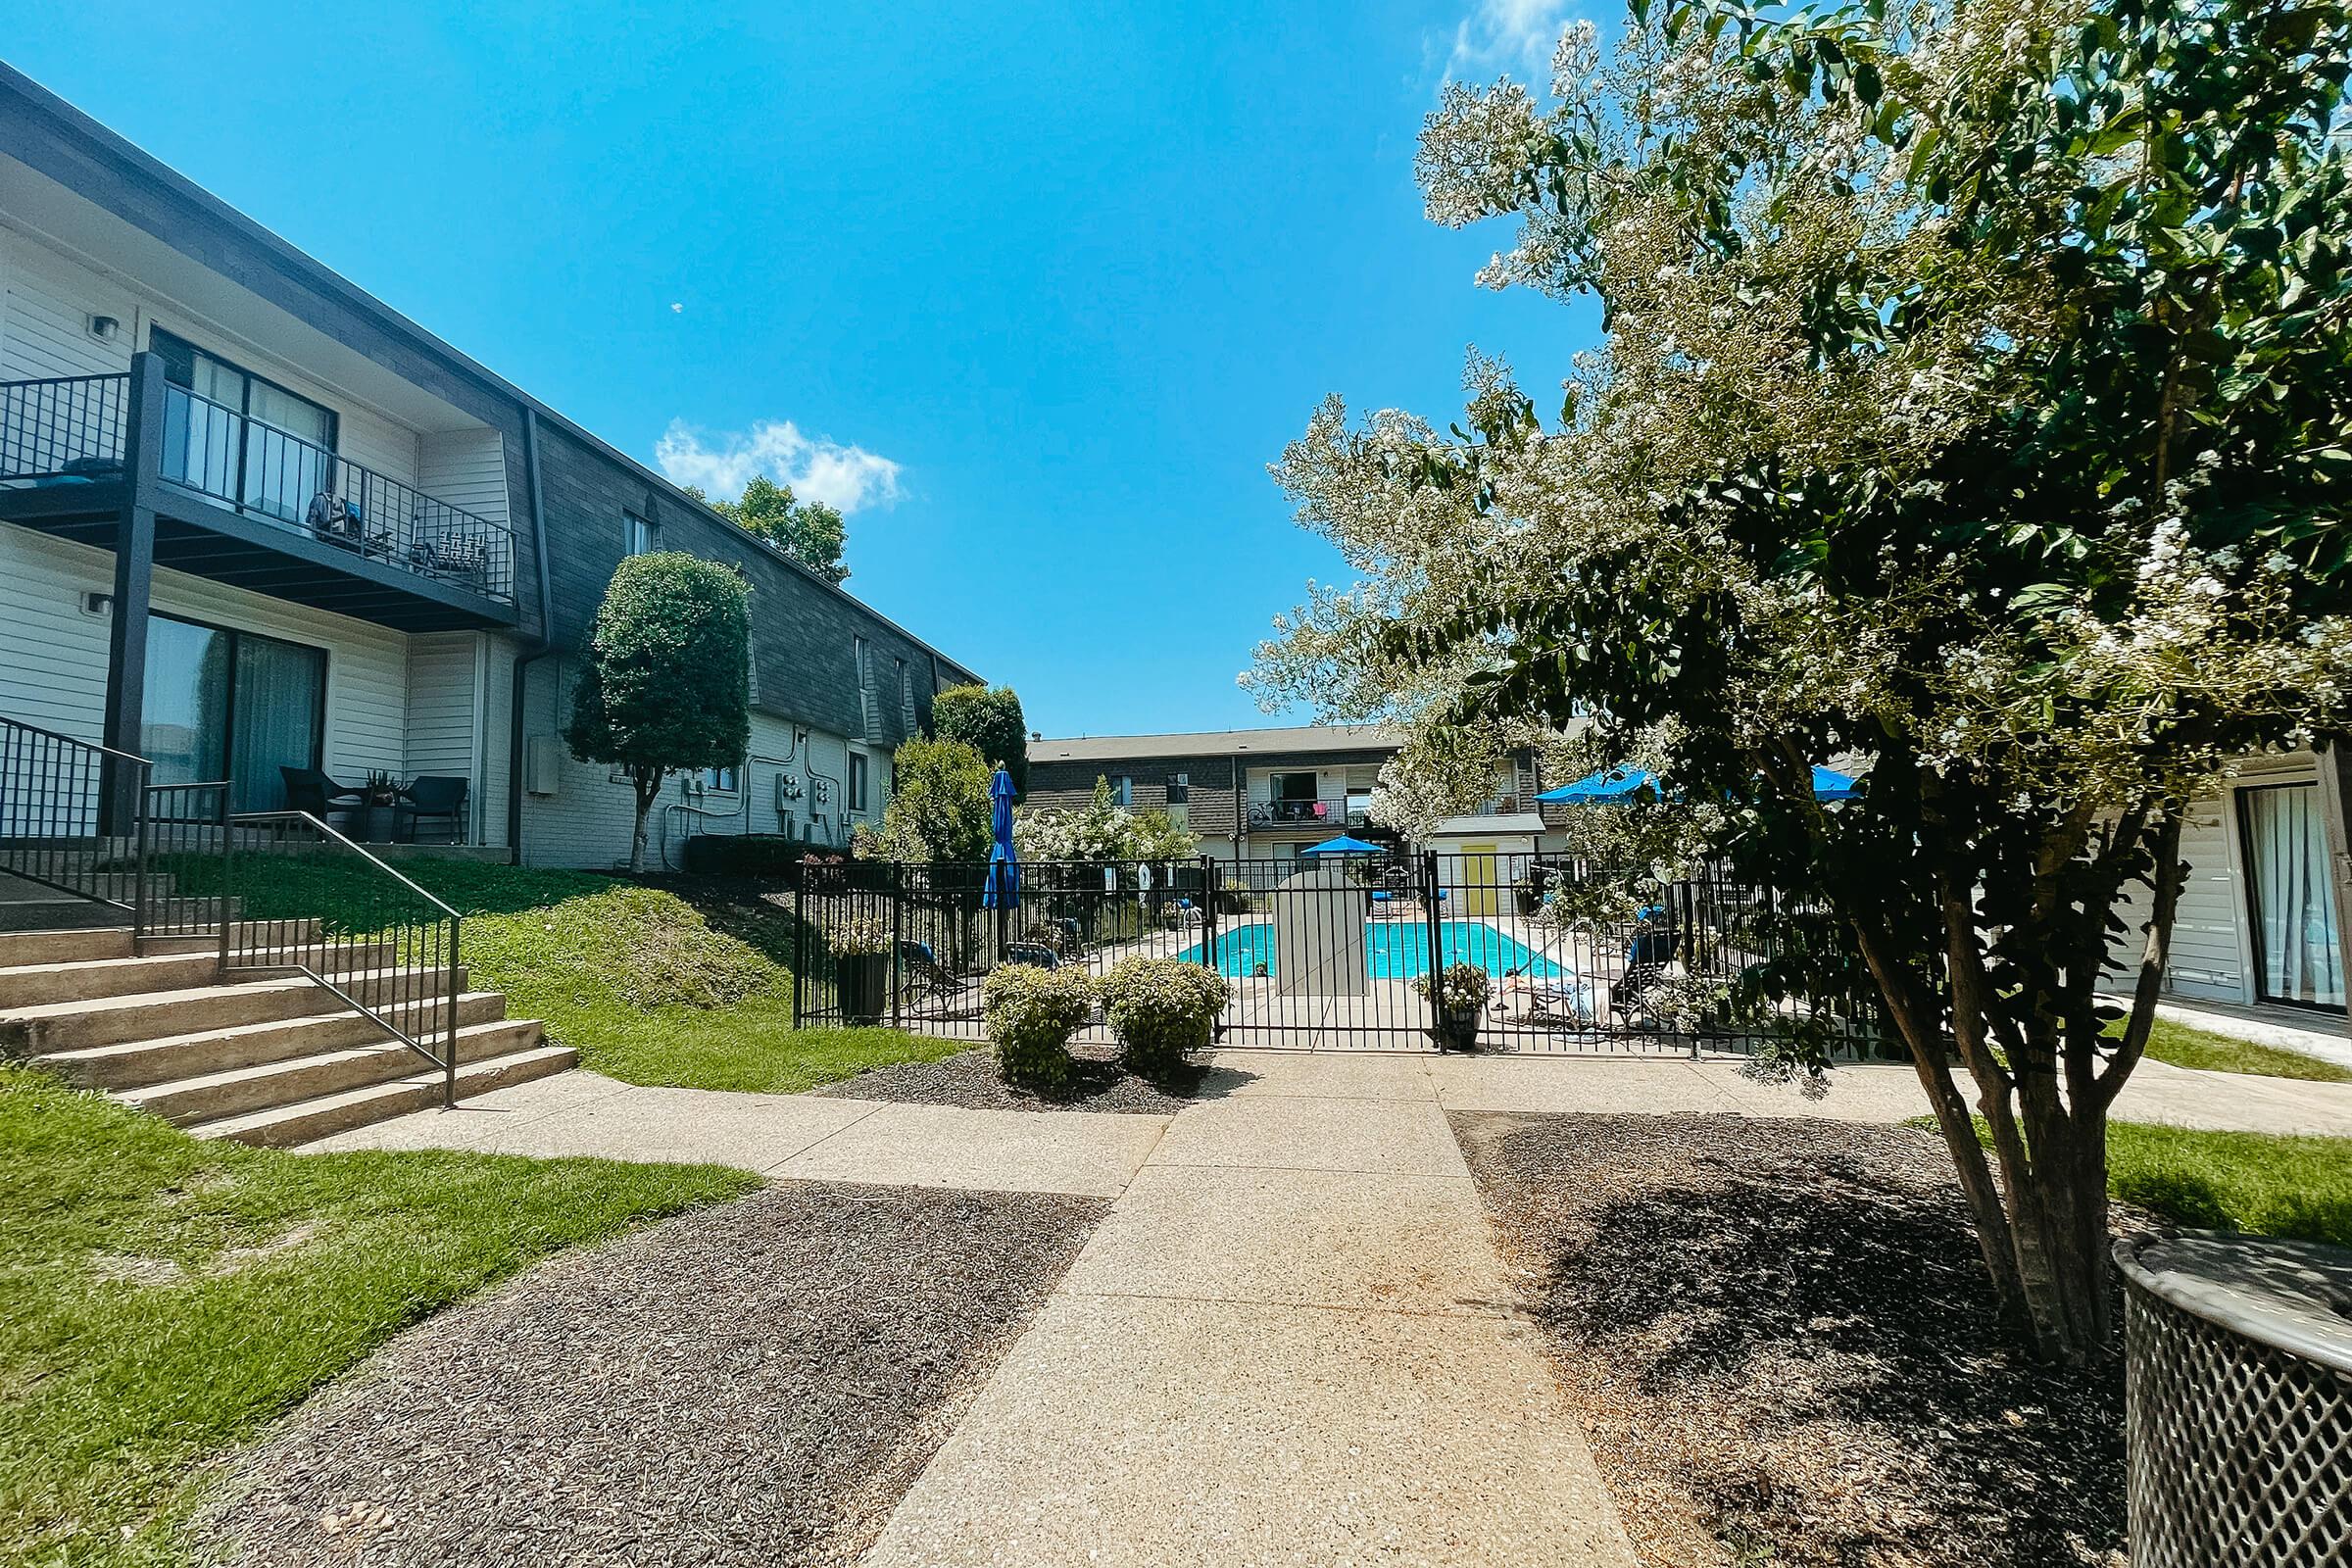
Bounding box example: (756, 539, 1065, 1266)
(848, 752, 870, 813)
(2238, 783, 2346, 1009)
(1270, 770, 1318, 803)
(623, 514, 656, 556)
(1167, 772, 1190, 804)
(1109, 774, 1134, 807)
(702, 766, 738, 792)
(153, 327, 337, 523)
(139, 612, 327, 811)
(1346, 789, 1372, 825)
(897, 658, 915, 731)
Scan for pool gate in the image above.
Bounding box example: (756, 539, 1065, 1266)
(788, 851, 1886, 1057)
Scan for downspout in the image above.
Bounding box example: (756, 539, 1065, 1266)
(505, 407, 558, 864)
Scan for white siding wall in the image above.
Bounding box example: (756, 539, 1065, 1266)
(513, 659, 869, 868)
(0, 528, 407, 783)
(416, 427, 511, 523)
(0, 227, 441, 491)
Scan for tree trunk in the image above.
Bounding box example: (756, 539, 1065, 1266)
(629, 769, 661, 875)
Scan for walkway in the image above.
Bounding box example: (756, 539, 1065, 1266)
(857, 1050, 1639, 1568)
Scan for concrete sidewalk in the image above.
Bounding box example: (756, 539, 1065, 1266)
(302, 1071, 1167, 1198)
(857, 1052, 1640, 1568)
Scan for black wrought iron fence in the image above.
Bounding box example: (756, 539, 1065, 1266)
(219, 811, 464, 1105)
(791, 849, 1885, 1057)
(134, 782, 232, 938)
(0, 714, 145, 917)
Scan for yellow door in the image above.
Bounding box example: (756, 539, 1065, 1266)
(1461, 845, 1497, 915)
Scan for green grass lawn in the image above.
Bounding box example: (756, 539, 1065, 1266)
(159, 857, 966, 1094)
(2106, 1121, 2352, 1248)
(0, 1065, 761, 1568)
(1933, 1114, 2352, 1250)
(2114, 1013, 2352, 1084)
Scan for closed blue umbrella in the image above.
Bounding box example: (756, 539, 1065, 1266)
(981, 766, 1020, 909)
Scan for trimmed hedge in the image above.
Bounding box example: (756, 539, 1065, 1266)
(1099, 956, 1231, 1077)
(981, 963, 1097, 1089)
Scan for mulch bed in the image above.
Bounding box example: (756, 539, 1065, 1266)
(813, 1045, 1216, 1114)
(204, 1182, 1108, 1567)
(1450, 1112, 2133, 1568)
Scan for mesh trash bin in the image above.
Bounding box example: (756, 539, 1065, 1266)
(2116, 1232, 2352, 1567)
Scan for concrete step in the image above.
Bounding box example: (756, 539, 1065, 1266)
(0, 942, 398, 1009)
(34, 990, 513, 1090)
(189, 1042, 579, 1148)
(0, 895, 133, 932)
(134, 919, 325, 957)
(0, 926, 135, 967)
(0, 965, 469, 1054)
(121, 1017, 549, 1126)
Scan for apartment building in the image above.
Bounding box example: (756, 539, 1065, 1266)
(0, 64, 976, 870)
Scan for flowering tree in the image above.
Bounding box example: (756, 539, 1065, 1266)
(1014, 777, 1200, 863)
(1255, 0, 2352, 1359)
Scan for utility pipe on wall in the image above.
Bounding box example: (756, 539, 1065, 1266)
(505, 408, 558, 864)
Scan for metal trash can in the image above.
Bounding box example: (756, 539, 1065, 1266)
(2116, 1232, 2352, 1566)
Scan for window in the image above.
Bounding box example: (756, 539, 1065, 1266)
(702, 766, 738, 792)
(1166, 772, 1189, 804)
(622, 514, 656, 556)
(153, 327, 337, 522)
(848, 751, 870, 813)
(2238, 783, 2345, 1009)
(1346, 788, 1373, 824)
(1109, 774, 1134, 807)
(1270, 770, 1318, 803)
(139, 612, 327, 811)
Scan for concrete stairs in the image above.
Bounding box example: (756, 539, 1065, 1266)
(0, 924, 570, 1147)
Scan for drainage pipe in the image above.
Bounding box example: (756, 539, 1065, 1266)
(504, 408, 558, 864)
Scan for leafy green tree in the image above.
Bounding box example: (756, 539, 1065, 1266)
(1258, 0, 2352, 1359)
(565, 553, 753, 874)
(860, 737, 994, 862)
(687, 475, 849, 584)
(931, 683, 1029, 796)
(1013, 776, 1200, 862)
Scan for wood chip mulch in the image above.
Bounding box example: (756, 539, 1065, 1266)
(1450, 1111, 2133, 1568)
(202, 1182, 1108, 1567)
(813, 1045, 1214, 1114)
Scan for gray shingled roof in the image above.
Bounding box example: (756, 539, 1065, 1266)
(1031, 724, 1405, 763)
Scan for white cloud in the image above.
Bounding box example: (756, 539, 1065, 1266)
(654, 417, 904, 514)
(1444, 0, 1576, 77)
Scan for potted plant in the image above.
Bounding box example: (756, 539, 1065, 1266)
(360, 769, 404, 843)
(831, 914, 894, 1025)
(1417, 961, 1493, 1052)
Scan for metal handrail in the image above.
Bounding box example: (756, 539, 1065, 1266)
(222, 809, 463, 1106)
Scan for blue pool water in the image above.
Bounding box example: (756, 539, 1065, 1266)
(1180, 920, 1563, 981)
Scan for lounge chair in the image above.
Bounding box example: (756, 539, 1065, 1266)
(1004, 942, 1059, 969)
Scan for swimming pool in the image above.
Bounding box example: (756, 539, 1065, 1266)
(1180, 920, 1563, 981)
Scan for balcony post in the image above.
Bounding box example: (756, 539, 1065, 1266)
(99, 352, 165, 835)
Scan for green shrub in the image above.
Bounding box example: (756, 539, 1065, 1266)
(1099, 956, 1231, 1076)
(981, 964, 1097, 1089)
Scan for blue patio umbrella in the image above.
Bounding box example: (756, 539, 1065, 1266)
(1535, 765, 1662, 805)
(1538, 763, 1862, 805)
(1300, 834, 1384, 857)
(1809, 765, 1861, 801)
(981, 766, 1020, 909)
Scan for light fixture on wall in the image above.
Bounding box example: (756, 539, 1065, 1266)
(86, 315, 120, 343)
(81, 591, 113, 616)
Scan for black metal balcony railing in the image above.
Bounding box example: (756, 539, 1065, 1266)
(0, 371, 516, 607)
(1250, 800, 1335, 828)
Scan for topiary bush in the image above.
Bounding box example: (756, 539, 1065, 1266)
(981, 963, 1097, 1090)
(1098, 956, 1231, 1077)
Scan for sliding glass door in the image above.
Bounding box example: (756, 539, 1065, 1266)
(2238, 783, 2346, 1010)
(139, 613, 326, 811)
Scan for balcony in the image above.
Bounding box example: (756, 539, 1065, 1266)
(0, 366, 517, 631)
(1248, 800, 1375, 831)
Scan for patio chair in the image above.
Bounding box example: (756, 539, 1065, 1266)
(397, 775, 469, 844)
(1608, 921, 1681, 1023)
(280, 766, 364, 831)
(1004, 942, 1060, 969)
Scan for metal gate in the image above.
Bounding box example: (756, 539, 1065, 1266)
(791, 851, 1880, 1055)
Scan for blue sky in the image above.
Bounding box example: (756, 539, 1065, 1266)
(10, 1, 1600, 737)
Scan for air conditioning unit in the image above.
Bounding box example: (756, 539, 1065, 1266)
(525, 736, 564, 798)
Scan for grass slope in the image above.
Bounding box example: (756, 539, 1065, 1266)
(163, 858, 963, 1095)
(0, 1065, 760, 1567)
(2118, 1014, 2352, 1084)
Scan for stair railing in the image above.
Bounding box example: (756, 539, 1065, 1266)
(0, 714, 150, 918)
(220, 810, 463, 1108)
